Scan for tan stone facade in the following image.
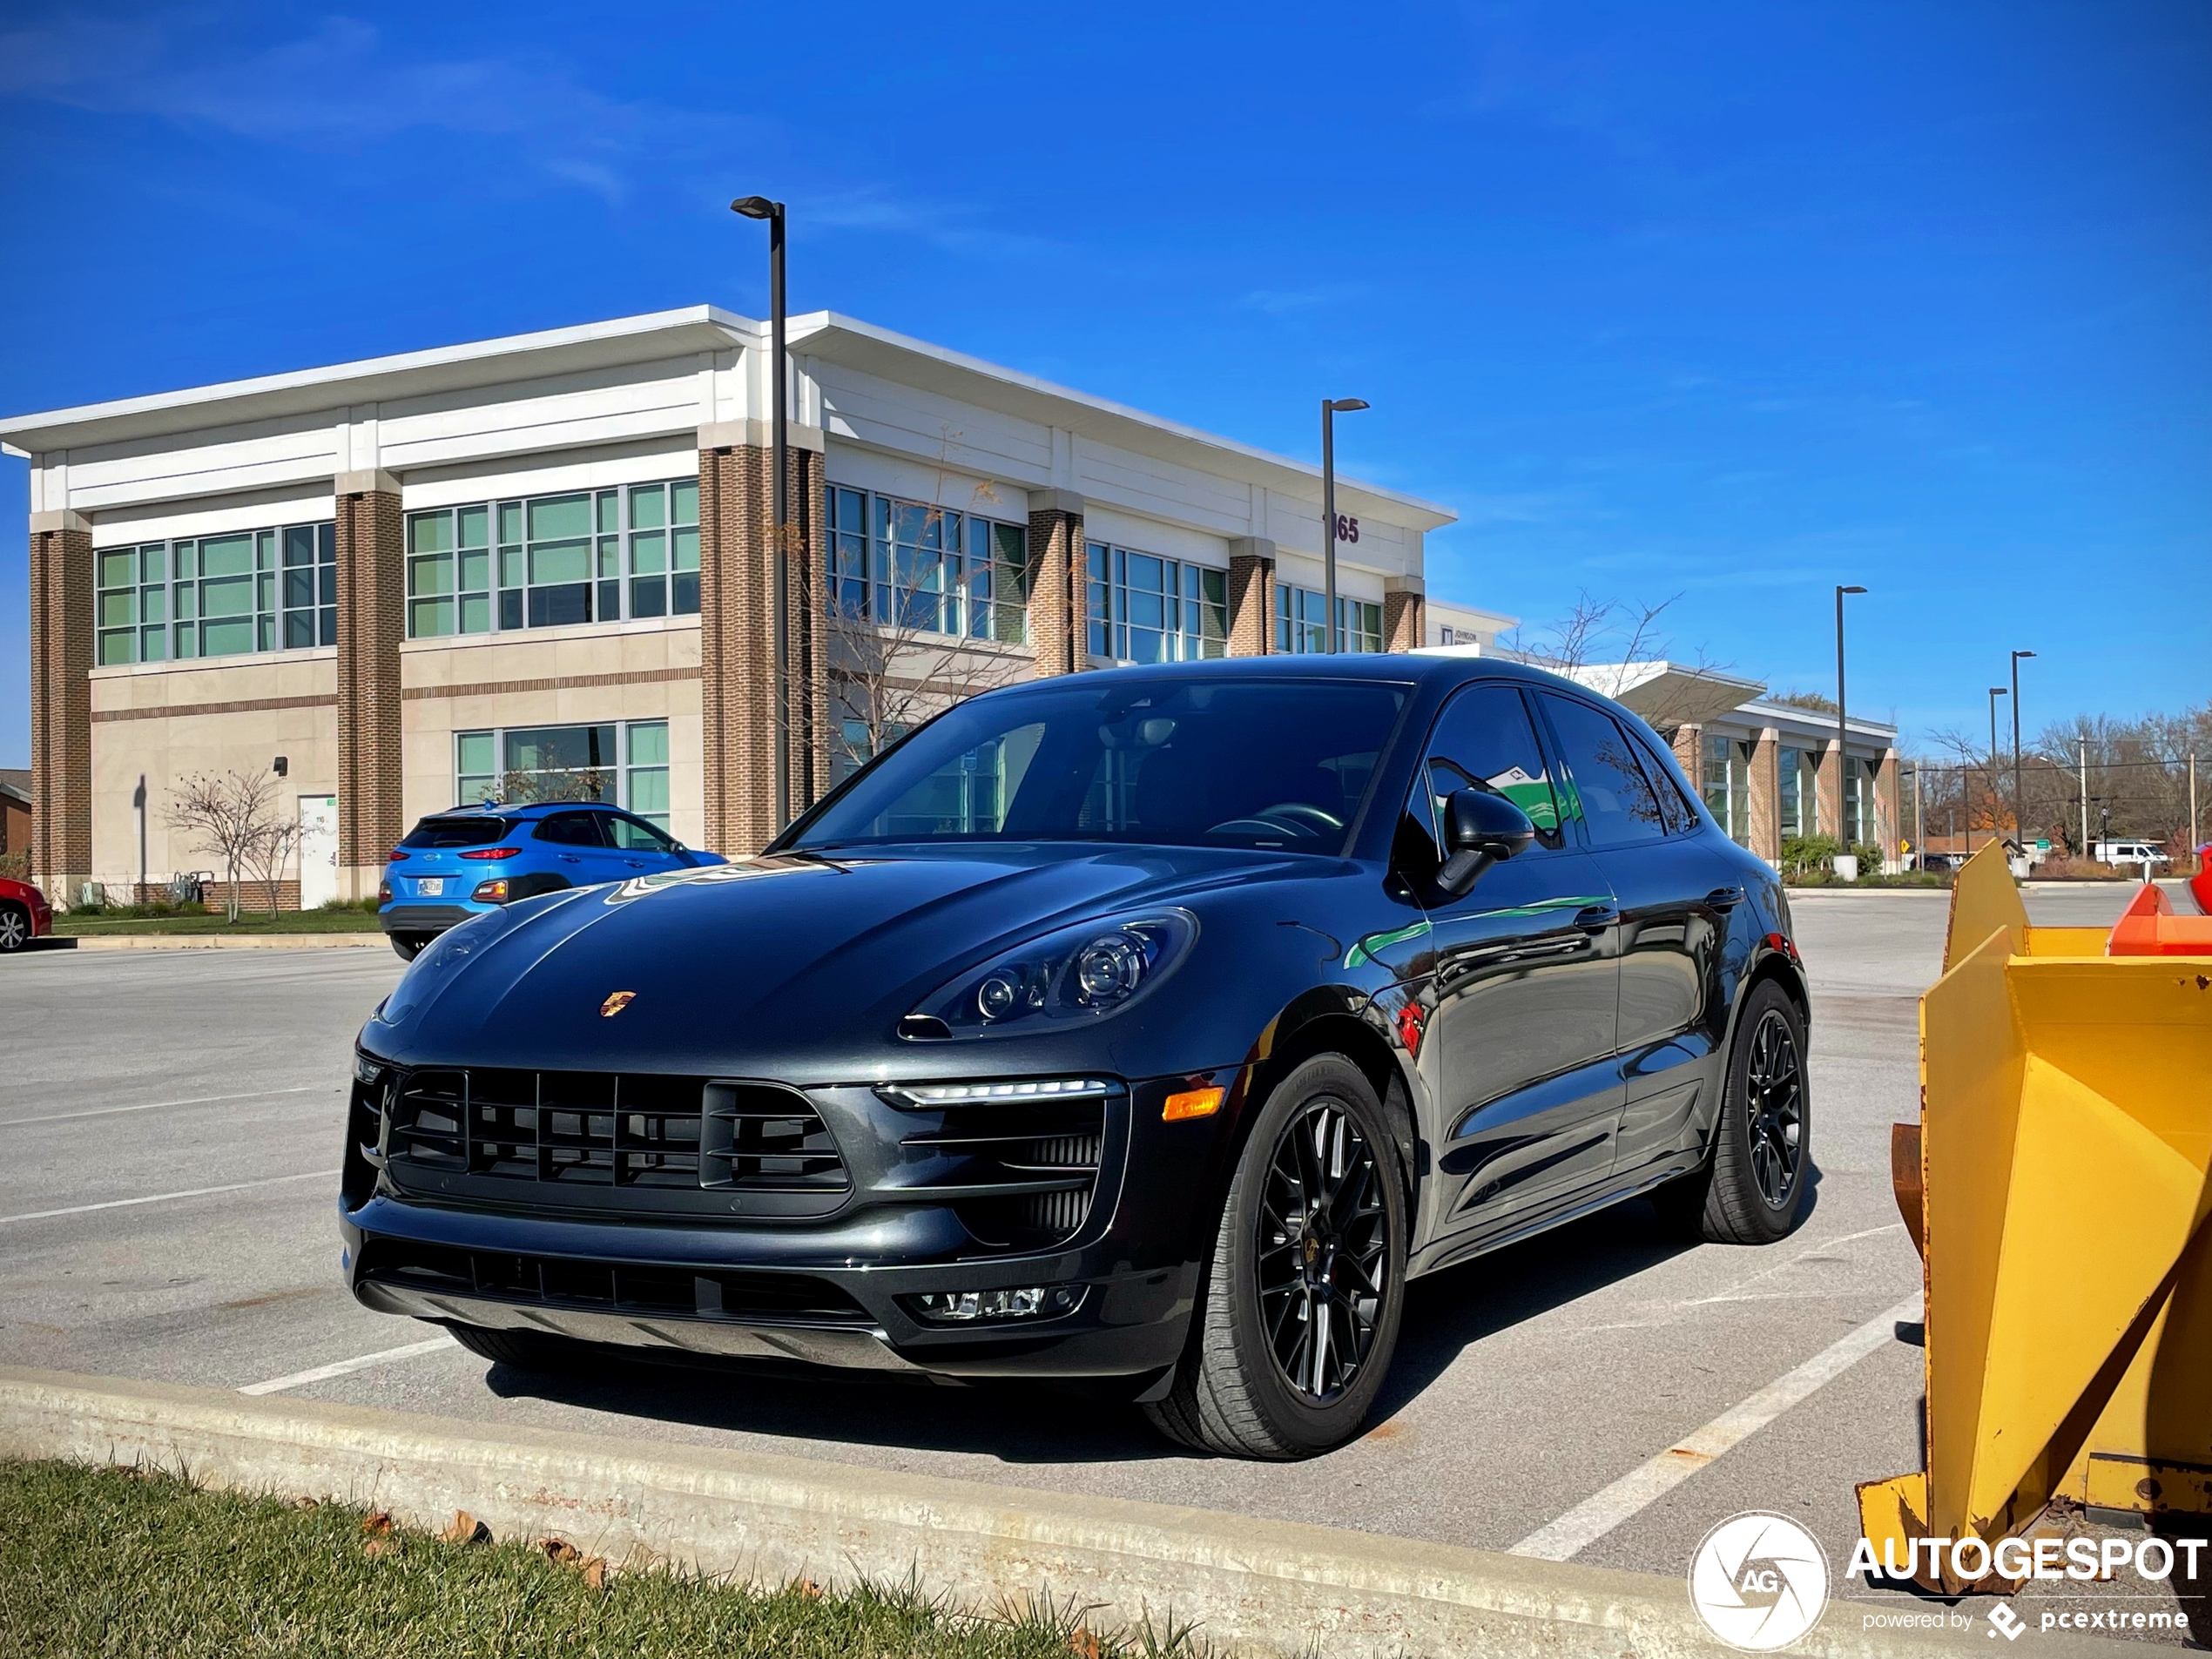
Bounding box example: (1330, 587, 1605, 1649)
(1745, 728, 1781, 864)
(1025, 492, 1087, 678)
(335, 475, 405, 894)
(29, 512, 93, 896)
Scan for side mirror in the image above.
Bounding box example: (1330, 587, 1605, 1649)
(1439, 788, 1535, 896)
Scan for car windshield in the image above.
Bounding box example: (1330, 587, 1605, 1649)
(790, 677, 1409, 853)
(400, 815, 516, 849)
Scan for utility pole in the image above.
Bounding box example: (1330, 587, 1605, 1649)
(2079, 736, 2089, 863)
(2011, 649, 2035, 858)
(1835, 585, 1866, 844)
(731, 194, 791, 827)
(1912, 762, 1922, 868)
(1319, 398, 1368, 652)
(1987, 686, 2007, 853)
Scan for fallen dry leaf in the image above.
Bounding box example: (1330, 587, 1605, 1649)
(439, 1510, 491, 1546)
(1069, 1630, 1104, 1659)
(540, 1538, 582, 1567)
(795, 1578, 824, 1600)
(581, 1556, 609, 1593)
(361, 1512, 394, 1538)
(290, 1495, 320, 1510)
(362, 1539, 388, 1559)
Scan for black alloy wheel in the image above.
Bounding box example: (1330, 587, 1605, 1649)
(1743, 1008, 1805, 1211)
(1144, 1054, 1407, 1459)
(1258, 1101, 1391, 1404)
(1655, 978, 1811, 1245)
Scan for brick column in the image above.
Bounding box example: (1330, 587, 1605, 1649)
(1876, 747, 1902, 869)
(1816, 740, 1844, 844)
(334, 470, 404, 898)
(1669, 722, 1703, 784)
(1226, 536, 1275, 657)
(1383, 573, 1425, 653)
(1026, 489, 1086, 677)
(698, 423, 829, 857)
(29, 509, 93, 902)
(1746, 727, 1782, 865)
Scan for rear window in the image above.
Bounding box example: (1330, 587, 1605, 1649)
(400, 816, 516, 849)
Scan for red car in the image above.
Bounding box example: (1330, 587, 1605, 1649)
(2192, 845, 2212, 918)
(0, 876, 52, 953)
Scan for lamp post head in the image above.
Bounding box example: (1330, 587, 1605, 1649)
(1990, 686, 2008, 698)
(2013, 649, 2036, 661)
(1326, 398, 1370, 414)
(730, 196, 779, 219)
(1838, 584, 1867, 596)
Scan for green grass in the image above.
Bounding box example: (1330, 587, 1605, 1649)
(0, 1458, 1211, 1659)
(55, 906, 384, 935)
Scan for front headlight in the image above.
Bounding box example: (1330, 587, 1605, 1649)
(902, 909, 1197, 1038)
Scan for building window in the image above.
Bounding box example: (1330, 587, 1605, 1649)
(1276, 584, 1382, 655)
(97, 522, 336, 667)
(1779, 745, 1817, 837)
(453, 719, 671, 827)
(1844, 756, 1871, 846)
(1085, 543, 1227, 664)
(1700, 734, 1751, 845)
(407, 480, 698, 639)
(825, 488, 1028, 644)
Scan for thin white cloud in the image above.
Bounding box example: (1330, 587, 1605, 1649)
(0, 10, 771, 201)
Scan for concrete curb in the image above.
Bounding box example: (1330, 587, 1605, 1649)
(57, 932, 388, 950)
(0, 1366, 2124, 1657)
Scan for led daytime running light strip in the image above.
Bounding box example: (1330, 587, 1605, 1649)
(881, 1078, 1116, 1107)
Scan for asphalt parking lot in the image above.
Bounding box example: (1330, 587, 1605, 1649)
(3, 882, 2203, 1644)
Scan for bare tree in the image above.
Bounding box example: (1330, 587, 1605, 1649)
(1501, 590, 1738, 733)
(166, 770, 282, 924)
(794, 423, 1027, 789)
(244, 811, 302, 918)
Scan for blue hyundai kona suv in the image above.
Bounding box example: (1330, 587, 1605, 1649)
(379, 802, 725, 960)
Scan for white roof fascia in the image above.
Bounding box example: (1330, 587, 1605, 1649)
(1734, 697, 1898, 743)
(0, 307, 752, 454)
(787, 311, 1455, 532)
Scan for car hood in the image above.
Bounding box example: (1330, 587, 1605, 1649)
(367, 843, 1323, 1079)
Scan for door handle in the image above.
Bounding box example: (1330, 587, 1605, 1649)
(624, 860, 647, 868)
(1706, 885, 1746, 909)
(1575, 903, 1619, 930)
(558, 854, 582, 864)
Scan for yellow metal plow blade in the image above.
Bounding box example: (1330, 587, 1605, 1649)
(1857, 844, 2212, 1594)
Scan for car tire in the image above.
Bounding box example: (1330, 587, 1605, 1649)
(389, 934, 428, 962)
(1143, 1054, 1407, 1459)
(446, 1322, 587, 1371)
(0, 902, 30, 953)
(1659, 980, 1811, 1245)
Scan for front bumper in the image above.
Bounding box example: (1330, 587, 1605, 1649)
(341, 1063, 1250, 1386)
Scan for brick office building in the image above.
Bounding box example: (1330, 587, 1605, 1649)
(5, 307, 1466, 905)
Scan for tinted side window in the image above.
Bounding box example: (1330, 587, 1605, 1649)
(400, 816, 515, 849)
(1537, 694, 1667, 847)
(1631, 732, 1699, 834)
(607, 814, 676, 853)
(1420, 684, 1565, 853)
(534, 812, 607, 847)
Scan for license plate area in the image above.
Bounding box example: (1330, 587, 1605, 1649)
(417, 877, 445, 896)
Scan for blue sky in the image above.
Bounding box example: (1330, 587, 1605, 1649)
(2, 1, 2206, 767)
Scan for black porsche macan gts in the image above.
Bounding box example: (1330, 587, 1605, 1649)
(344, 654, 1811, 1458)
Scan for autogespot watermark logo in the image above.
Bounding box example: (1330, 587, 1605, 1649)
(1688, 1512, 1831, 1651)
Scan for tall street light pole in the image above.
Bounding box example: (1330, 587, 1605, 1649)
(1834, 585, 1865, 842)
(1987, 686, 2007, 853)
(2010, 649, 2035, 855)
(732, 194, 790, 827)
(1320, 399, 1368, 651)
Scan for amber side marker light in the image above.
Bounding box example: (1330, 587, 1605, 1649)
(1163, 1085, 1225, 1122)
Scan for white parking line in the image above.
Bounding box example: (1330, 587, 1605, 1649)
(0, 1085, 324, 1129)
(1509, 1292, 1923, 1561)
(240, 1335, 459, 1396)
(0, 1170, 341, 1225)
